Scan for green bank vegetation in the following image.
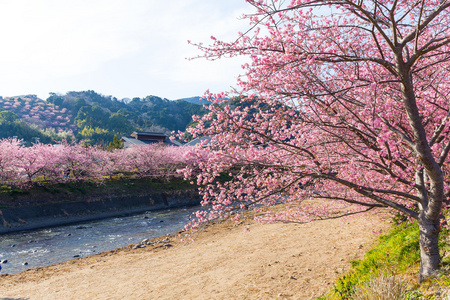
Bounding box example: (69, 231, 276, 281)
(0, 176, 195, 208)
(320, 216, 450, 299)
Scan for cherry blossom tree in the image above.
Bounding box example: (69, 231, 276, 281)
(119, 144, 192, 179)
(0, 139, 193, 187)
(0, 138, 21, 184)
(186, 0, 450, 280)
(15, 143, 59, 183)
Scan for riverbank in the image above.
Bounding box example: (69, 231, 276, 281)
(0, 206, 391, 299)
(0, 178, 200, 233)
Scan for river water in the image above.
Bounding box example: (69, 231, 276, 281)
(0, 206, 199, 274)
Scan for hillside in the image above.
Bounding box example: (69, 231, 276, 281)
(176, 96, 211, 105)
(0, 91, 207, 145)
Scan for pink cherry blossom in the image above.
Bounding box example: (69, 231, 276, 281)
(184, 0, 450, 281)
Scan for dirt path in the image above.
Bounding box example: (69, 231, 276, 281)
(1, 209, 391, 300)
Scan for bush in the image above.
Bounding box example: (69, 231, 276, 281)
(352, 274, 408, 300)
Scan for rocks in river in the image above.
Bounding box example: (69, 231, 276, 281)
(23, 262, 28, 266)
(132, 244, 146, 250)
(75, 225, 92, 229)
(141, 239, 155, 246)
(73, 255, 80, 258)
(133, 236, 173, 249)
(1, 260, 7, 264)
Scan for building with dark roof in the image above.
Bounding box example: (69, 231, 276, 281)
(185, 136, 211, 146)
(121, 132, 181, 148)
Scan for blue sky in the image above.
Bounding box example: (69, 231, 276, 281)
(0, 0, 253, 100)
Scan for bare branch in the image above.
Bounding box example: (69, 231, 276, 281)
(401, 1, 450, 46)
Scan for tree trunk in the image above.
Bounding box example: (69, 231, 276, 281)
(418, 214, 440, 282)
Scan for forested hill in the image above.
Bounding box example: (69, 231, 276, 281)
(0, 91, 207, 146)
(176, 96, 211, 105)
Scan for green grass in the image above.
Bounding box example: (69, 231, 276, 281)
(327, 221, 420, 299)
(321, 219, 450, 299)
(0, 185, 30, 196)
(0, 176, 196, 208)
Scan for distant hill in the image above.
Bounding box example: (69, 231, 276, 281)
(0, 95, 74, 131)
(175, 97, 211, 106)
(0, 109, 56, 144)
(0, 91, 207, 145)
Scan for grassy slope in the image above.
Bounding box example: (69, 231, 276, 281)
(0, 177, 195, 209)
(321, 220, 450, 299)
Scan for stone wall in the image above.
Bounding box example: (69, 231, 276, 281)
(0, 189, 200, 234)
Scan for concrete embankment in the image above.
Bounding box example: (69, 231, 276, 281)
(0, 189, 200, 234)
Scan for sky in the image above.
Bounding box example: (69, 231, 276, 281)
(0, 0, 254, 101)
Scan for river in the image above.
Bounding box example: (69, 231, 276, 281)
(0, 206, 199, 274)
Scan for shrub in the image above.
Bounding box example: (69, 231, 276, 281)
(352, 274, 408, 300)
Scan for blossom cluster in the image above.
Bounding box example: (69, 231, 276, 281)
(0, 139, 194, 189)
(0, 96, 74, 130)
(182, 0, 450, 229)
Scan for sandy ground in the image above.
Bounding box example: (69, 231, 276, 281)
(0, 208, 391, 300)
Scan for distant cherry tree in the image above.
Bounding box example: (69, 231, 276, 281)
(0, 138, 21, 184)
(185, 0, 450, 280)
(0, 140, 192, 188)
